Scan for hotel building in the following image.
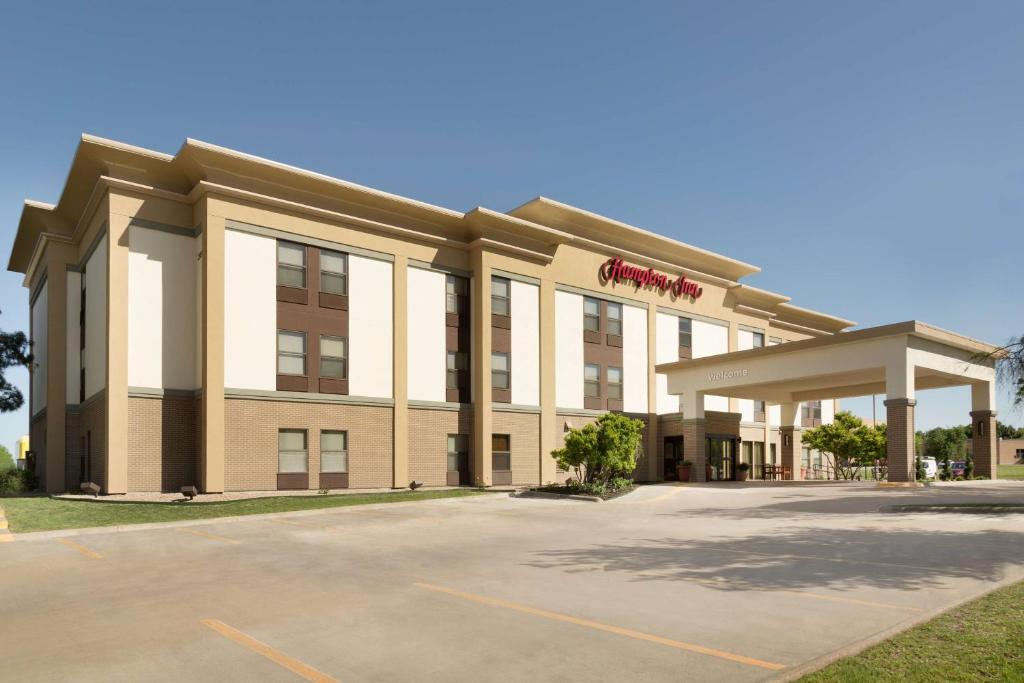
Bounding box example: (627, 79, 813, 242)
(8, 136, 1002, 494)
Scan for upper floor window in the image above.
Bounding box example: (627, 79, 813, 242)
(583, 297, 600, 332)
(447, 434, 469, 472)
(278, 429, 308, 473)
(679, 317, 693, 348)
(277, 242, 306, 288)
(320, 431, 348, 473)
(491, 352, 510, 390)
(584, 363, 601, 398)
(802, 401, 822, 421)
(752, 332, 765, 347)
(447, 351, 468, 389)
(320, 250, 348, 296)
(607, 302, 622, 336)
(607, 366, 623, 400)
(491, 277, 510, 316)
(319, 335, 348, 379)
(278, 331, 306, 375)
(446, 275, 468, 314)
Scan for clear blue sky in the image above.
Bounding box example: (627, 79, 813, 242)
(1, 1, 1021, 457)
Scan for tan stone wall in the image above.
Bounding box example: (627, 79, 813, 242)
(408, 407, 473, 487)
(223, 398, 393, 491)
(127, 395, 199, 492)
(493, 410, 540, 486)
(998, 438, 1024, 465)
(705, 410, 741, 437)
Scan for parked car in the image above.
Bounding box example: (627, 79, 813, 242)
(951, 461, 967, 478)
(920, 457, 938, 480)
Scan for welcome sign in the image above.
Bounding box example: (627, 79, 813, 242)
(598, 256, 703, 300)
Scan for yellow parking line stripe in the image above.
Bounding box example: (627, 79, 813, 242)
(202, 619, 339, 683)
(56, 538, 102, 559)
(415, 582, 785, 671)
(775, 590, 923, 612)
(176, 528, 241, 545)
(269, 519, 345, 531)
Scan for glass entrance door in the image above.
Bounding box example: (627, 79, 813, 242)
(664, 436, 684, 480)
(706, 437, 736, 481)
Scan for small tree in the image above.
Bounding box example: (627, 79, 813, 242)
(964, 450, 975, 479)
(0, 309, 32, 413)
(802, 411, 884, 480)
(551, 413, 644, 487)
(915, 454, 926, 482)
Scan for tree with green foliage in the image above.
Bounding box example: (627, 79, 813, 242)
(802, 411, 886, 480)
(922, 427, 966, 481)
(1, 310, 32, 413)
(0, 444, 14, 471)
(551, 413, 644, 486)
(915, 454, 926, 481)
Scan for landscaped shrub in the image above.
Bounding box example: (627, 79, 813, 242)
(551, 413, 644, 487)
(0, 468, 36, 496)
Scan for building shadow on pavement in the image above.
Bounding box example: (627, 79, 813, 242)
(526, 527, 1024, 592)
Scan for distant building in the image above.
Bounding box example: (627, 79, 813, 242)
(965, 438, 1024, 466)
(16, 435, 29, 470)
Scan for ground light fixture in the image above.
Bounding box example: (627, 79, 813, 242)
(80, 482, 100, 497)
(181, 485, 198, 501)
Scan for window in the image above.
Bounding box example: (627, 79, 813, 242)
(679, 317, 692, 348)
(447, 434, 468, 472)
(319, 249, 347, 296)
(491, 277, 510, 316)
(447, 351, 468, 389)
(607, 366, 623, 400)
(607, 302, 622, 336)
(1016, 448, 1024, 464)
(319, 335, 347, 379)
(752, 332, 764, 347)
(583, 297, 600, 332)
(277, 242, 306, 288)
(492, 434, 511, 471)
(769, 336, 783, 345)
(753, 400, 766, 419)
(278, 429, 308, 473)
(491, 352, 510, 390)
(278, 331, 306, 375)
(584, 363, 601, 398)
(446, 275, 467, 314)
(802, 401, 822, 421)
(320, 431, 348, 473)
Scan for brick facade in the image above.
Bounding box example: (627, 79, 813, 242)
(408, 407, 474, 487)
(492, 410, 541, 486)
(780, 426, 802, 480)
(885, 398, 916, 482)
(127, 395, 199, 492)
(970, 410, 997, 480)
(224, 398, 393, 491)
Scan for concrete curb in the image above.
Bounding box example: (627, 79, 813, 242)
(768, 575, 1024, 682)
(3, 491, 505, 542)
(512, 490, 603, 503)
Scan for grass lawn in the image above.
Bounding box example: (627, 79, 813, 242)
(800, 580, 1024, 682)
(0, 489, 490, 533)
(998, 464, 1024, 480)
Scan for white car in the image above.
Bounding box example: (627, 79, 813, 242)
(920, 457, 938, 480)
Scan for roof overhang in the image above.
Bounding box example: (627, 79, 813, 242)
(656, 321, 1001, 407)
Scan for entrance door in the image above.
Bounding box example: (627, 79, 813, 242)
(663, 436, 684, 480)
(706, 436, 736, 481)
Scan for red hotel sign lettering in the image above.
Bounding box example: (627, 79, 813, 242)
(599, 256, 703, 300)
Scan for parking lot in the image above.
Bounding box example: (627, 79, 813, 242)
(3, 482, 1024, 682)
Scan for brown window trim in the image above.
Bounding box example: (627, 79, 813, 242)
(678, 346, 693, 360)
(277, 473, 309, 490)
(447, 276, 471, 403)
(319, 292, 348, 310)
(319, 472, 349, 489)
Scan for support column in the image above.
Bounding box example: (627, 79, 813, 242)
(884, 399, 916, 482)
(392, 256, 409, 488)
(539, 278, 557, 485)
(199, 203, 225, 493)
(471, 247, 493, 486)
(681, 390, 705, 482)
(43, 243, 74, 493)
(645, 305, 659, 482)
(970, 381, 997, 480)
(106, 213, 130, 494)
(780, 402, 802, 480)
(884, 357, 916, 483)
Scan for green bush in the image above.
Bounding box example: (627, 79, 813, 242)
(0, 467, 36, 496)
(551, 413, 644, 486)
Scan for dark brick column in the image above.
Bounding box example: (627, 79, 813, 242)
(682, 419, 706, 482)
(780, 426, 802, 480)
(970, 410, 997, 480)
(885, 398, 916, 482)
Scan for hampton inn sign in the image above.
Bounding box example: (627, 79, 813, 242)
(599, 256, 704, 300)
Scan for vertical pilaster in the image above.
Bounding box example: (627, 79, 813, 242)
(538, 277, 557, 485)
(970, 410, 997, 480)
(471, 247, 493, 486)
(199, 204, 225, 493)
(43, 243, 73, 493)
(682, 418, 706, 482)
(646, 305, 659, 482)
(780, 401, 801, 480)
(106, 214, 130, 494)
(392, 256, 409, 487)
(884, 399, 916, 482)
